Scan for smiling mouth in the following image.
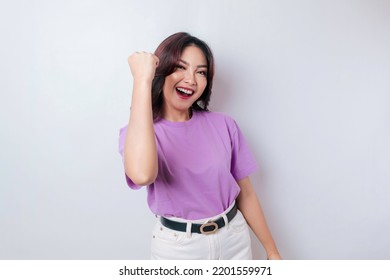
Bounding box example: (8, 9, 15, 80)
(176, 87, 194, 97)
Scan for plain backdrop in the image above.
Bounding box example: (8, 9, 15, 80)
(1, 0, 389, 260)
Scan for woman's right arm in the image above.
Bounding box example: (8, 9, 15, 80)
(124, 52, 159, 186)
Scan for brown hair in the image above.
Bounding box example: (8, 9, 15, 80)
(152, 32, 215, 120)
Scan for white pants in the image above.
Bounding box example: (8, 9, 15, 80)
(150, 204, 252, 260)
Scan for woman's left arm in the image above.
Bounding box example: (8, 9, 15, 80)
(236, 176, 282, 260)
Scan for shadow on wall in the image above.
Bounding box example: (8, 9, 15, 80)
(208, 58, 235, 113)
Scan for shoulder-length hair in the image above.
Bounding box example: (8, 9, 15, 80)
(152, 32, 215, 120)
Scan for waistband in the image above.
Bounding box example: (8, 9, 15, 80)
(160, 203, 238, 235)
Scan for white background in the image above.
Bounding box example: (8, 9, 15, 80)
(1, 0, 389, 260)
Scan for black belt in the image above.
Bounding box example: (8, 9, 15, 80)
(160, 204, 238, 235)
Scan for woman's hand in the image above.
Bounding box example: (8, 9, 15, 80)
(128, 52, 159, 84)
(267, 252, 282, 260)
(236, 177, 282, 261)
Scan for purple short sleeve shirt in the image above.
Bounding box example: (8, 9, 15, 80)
(118, 111, 258, 220)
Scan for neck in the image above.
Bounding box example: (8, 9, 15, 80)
(162, 109, 192, 122)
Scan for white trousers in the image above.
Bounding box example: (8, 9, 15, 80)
(150, 204, 252, 260)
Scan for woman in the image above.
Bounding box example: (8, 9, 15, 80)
(119, 32, 281, 260)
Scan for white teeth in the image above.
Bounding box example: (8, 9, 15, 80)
(177, 87, 194, 95)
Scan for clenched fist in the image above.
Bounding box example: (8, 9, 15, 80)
(128, 52, 159, 83)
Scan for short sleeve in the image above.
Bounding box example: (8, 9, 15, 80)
(229, 120, 258, 181)
(118, 126, 142, 190)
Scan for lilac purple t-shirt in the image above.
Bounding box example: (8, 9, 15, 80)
(118, 111, 258, 220)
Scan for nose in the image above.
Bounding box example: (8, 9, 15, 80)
(184, 69, 196, 85)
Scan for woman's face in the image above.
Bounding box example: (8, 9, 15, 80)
(162, 45, 208, 120)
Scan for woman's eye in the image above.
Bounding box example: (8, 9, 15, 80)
(198, 71, 207, 76)
(176, 65, 186, 70)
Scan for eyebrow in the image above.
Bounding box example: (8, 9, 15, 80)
(179, 59, 208, 69)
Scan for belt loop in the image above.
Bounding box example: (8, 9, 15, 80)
(186, 222, 192, 238)
(222, 214, 229, 229)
